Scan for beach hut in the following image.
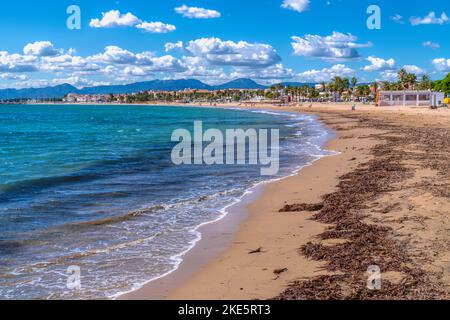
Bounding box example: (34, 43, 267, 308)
(377, 90, 445, 107)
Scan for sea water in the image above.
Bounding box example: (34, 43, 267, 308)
(0, 105, 333, 299)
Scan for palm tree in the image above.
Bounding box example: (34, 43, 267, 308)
(351, 77, 358, 89)
(419, 74, 433, 90)
(405, 73, 417, 90)
(398, 68, 407, 82)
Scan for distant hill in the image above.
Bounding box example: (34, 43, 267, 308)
(77, 79, 212, 95)
(0, 78, 268, 100)
(0, 84, 78, 100)
(213, 78, 266, 90)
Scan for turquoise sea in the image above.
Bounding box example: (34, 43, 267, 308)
(0, 105, 333, 299)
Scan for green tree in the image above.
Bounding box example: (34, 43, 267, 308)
(405, 73, 417, 90)
(434, 72, 450, 95)
(418, 74, 433, 90)
(398, 68, 407, 88)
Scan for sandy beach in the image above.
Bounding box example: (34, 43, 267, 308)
(123, 103, 450, 300)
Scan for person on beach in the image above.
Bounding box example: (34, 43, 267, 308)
(352, 104, 356, 111)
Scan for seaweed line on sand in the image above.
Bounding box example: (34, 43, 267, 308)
(275, 113, 450, 300)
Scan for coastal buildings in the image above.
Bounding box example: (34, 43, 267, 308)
(63, 93, 112, 103)
(377, 90, 445, 107)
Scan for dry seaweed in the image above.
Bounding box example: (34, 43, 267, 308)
(274, 113, 450, 300)
(279, 203, 324, 212)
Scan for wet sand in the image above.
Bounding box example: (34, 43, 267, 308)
(124, 103, 450, 300)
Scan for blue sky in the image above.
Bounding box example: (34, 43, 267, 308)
(0, 0, 449, 88)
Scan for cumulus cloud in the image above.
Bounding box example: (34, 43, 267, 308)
(90, 10, 175, 34)
(89, 46, 147, 65)
(0, 51, 38, 73)
(378, 70, 399, 82)
(172, 56, 228, 82)
(175, 5, 221, 19)
(136, 22, 176, 33)
(291, 32, 372, 60)
(185, 37, 281, 67)
(90, 10, 141, 28)
(402, 65, 425, 75)
(410, 12, 449, 26)
(117, 58, 186, 78)
(23, 41, 60, 57)
(2, 37, 381, 88)
(87, 46, 186, 77)
(378, 65, 426, 81)
(422, 41, 440, 49)
(1, 41, 194, 87)
(363, 56, 396, 72)
(231, 64, 295, 80)
(165, 41, 184, 52)
(147, 55, 185, 72)
(295, 64, 355, 82)
(432, 58, 450, 72)
(41, 54, 100, 73)
(165, 38, 287, 83)
(281, 0, 310, 13)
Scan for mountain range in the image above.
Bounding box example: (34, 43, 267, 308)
(0, 78, 315, 100)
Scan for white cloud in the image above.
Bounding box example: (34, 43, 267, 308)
(165, 41, 184, 52)
(185, 37, 281, 67)
(402, 65, 425, 75)
(24, 41, 59, 57)
(87, 46, 186, 78)
(231, 64, 295, 80)
(112, 57, 186, 78)
(1, 42, 194, 87)
(379, 70, 399, 82)
(175, 5, 221, 19)
(363, 56, 396, 72)
(378, 65, 427, 81)
(136, 22, 176, 33)
(422, 41, 440, 49)
(432, 58, 450, 72)
(291, 32, 372, 60)
(281, 0, 310, 13)
(90, 10, 141, 28)
(16, 76, 111, 90)
(41, 54, 100, 73)
(0, 73, 28, 80)
(89, 46, 145, 65)
(410, 12, 449, 26)
(0, 51, 38, 73)
(390, 14, 404, 24)
(166, 58, 227, 84)
(295, 64, 355, 82)
(148, 55, 185, 72)
(90, 10, 175, 34)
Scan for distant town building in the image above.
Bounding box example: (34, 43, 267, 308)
(377, 90, 445, 107)
(63, 94, 111, 103)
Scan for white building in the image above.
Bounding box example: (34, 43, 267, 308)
(378, 90, 445, 107)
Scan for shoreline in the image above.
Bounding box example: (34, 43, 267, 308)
(119, 109, 362, 300)
(121, 107, 336, 300)
(121, 104, 373, 300)
(150, 111, 367, 300)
